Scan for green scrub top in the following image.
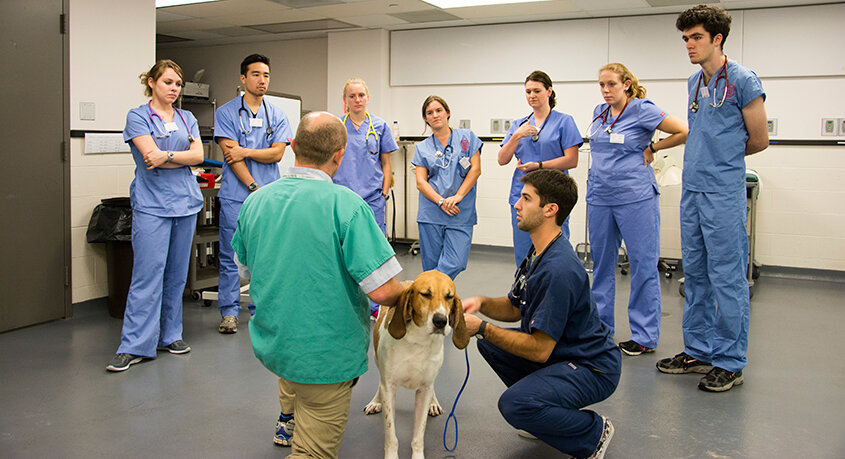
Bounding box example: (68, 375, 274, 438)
(233, 172, 396, 384)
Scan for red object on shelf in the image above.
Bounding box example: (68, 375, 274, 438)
(198, 172, 215, 189)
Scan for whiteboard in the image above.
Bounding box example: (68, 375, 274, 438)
(238, 89, 302, 173)
(390, 18, 608, 86)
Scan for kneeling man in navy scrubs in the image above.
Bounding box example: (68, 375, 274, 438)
(462, 169, 621, 459)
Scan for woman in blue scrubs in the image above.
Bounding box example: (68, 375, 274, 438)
(333, 78, 398, 316)
(499, 70, 583, 265)
(107, 60, 204, 372)
(412, 96, 482, 280)
(587, 63, 687, 356)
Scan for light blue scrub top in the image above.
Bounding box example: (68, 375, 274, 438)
(214, 96, 292, 202)
(684, 60, 765, 192)
(123, 104, 203, 217)
(586, 98, 666, 206)
(501, 110, 583, 206)
(412, 129, 482, 227)
(334, 113, 398, 201)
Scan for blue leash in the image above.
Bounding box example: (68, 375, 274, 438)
(443, 347, 470, 452)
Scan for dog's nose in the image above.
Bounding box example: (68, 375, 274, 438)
(432, 313, 447, 330)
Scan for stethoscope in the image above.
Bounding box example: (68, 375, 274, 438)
(431, 129, 454, 169)
(148, 102, 194, 142)
(510, 231, 563, 303)
(518, 113, 550, 142)
(238, 96, 274, 137)
(690, 55, 729, 113)
(586, 97, 630, 139)
(343, 112, 379, 155)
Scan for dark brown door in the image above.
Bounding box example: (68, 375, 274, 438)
(0, 0, 70, 332)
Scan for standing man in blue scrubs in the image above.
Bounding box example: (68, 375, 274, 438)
(656, 5, 768, 392)
(214, 54, 292, 334)
(462, 170, 620, 459)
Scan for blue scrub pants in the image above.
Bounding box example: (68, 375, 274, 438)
(365, 193, 387, 234)
(477, 338, 619, 458)
(588, 196, 661, 348)
(117, 211, 196, 357)
(511, 206, 569, 265)
(680, 188, 750, 372)
(218, 197, 254, 317)
(417, 223, 473, 280)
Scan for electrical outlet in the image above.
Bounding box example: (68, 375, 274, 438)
(459, 119, 471, 129)
(504, 119, 512, 132)
(767, 119, 777, 136)
(840, 118, 845, 136)
(79, 102, 95, 121)
(822, 118, 837, 136)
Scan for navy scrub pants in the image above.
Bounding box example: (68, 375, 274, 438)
(477, 338, 619, 458)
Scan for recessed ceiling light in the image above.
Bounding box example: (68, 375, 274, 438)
(424, 0, 550, 7)
(156, 0, 221, 8)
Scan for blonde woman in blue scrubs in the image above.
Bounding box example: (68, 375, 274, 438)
(587, 63, 688, 357)
(107, 60, 204, 372)
(333, 78, 398, 317)
(412, 96, 482, 279)
(499, 70, 582, 265)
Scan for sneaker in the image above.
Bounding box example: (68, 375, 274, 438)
(274, 413, 294, 447)
(698, 367, 744, 392)
(656, 352, 713, 374)
(517, 429, 537, 440)
(157, 340, 191, 354)
(587, 416, 614, 459)
(218, 315, 238, 334)
(106, 353, 143, 372)
(618, 340, 655, 356)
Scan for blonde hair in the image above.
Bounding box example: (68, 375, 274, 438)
(140, 59, 184, 98)
(600, 63, 647, 99)
(342, 77, 369, 99)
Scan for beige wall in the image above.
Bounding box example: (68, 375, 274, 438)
(70, 0, 154, 303)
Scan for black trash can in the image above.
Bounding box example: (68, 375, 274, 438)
(86, 197, 133, 319)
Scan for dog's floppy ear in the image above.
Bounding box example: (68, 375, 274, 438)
(388, 285, 413, 340)
(450, 294, 470, 350)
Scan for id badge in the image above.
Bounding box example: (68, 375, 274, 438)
(164, 122, 179, 132)
(700, 87, 710, 98)
(250, 118, 263, 128)
(459, 156, 471, 169)
(610, 133, 625, 144)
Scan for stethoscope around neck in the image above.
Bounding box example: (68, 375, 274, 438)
(585, 97, 630, 140)
(238, 96, 274, 137)
(510, 231, 563, 302)
(690, 55, 729, 113)
(148, 102, 194, 142)
(518, 113, 549, 142)
(431, 129, 454, 169)
(343, 112, 379, 155)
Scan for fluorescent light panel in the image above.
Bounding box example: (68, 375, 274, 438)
(424, 0, 550, 7)
(156, 0, 221, 8)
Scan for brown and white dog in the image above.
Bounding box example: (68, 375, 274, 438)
(364, 270, 470, 459)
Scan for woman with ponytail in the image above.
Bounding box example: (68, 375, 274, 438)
(498, 70, 583, 265)
(586, 63, 688, 357)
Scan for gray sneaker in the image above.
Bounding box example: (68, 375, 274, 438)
(219, 315, 238, 334)
(106, 353, 143, 372)
(587, 416, 614, 459)
(157, 340, 191, 354)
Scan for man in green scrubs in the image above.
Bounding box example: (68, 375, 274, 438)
(232, 111, 405, 458)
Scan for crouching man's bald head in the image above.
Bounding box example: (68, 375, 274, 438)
(293, 112, 348, 175)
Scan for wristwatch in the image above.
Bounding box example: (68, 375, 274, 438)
(475, 320, 488, 340)
(382, 192, 390, 201)
(166, 151, 174, 163)
(247, 182, 258, 193)
(437, 198, 445, 207)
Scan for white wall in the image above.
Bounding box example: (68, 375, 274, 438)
(158, 37, 328, 115)
(70, 0, 155, 303)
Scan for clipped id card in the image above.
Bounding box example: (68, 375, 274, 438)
(459, 156, 471, 169)
(250, 118, 263, 128)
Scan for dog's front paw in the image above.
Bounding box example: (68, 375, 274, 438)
(428, 401, 443, 416)
(364, 401, 383, 415)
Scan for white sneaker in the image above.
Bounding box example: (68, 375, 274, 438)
(587, 416, 614, 459)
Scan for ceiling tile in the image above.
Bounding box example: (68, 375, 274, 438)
(206, 26, 273, 36)
(157, 10, 195, 22)
(248, 18, 358, 33)
(215, 8, 327, 26)
(159, 0, 286, 17)
(342, 13, 409, 27)
(389, 9, 462, 23)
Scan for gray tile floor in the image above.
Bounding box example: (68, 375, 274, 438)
(2, 245, 845, 458)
